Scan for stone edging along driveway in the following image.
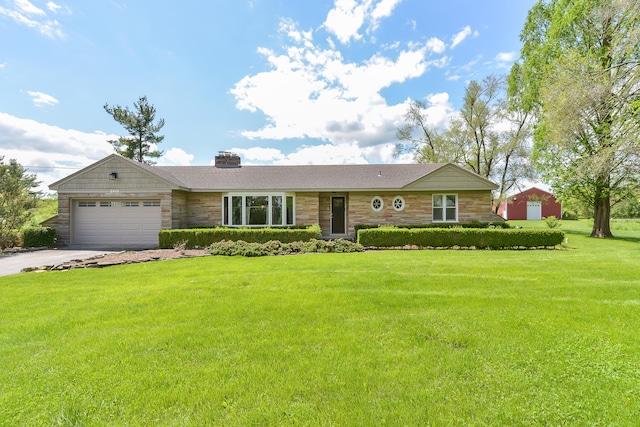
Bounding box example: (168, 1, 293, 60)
(0, 248, 207, 277)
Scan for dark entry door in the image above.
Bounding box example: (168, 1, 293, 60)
(331, 196, 346, 234)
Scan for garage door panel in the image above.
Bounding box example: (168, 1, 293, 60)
(74, 200, 161, 246)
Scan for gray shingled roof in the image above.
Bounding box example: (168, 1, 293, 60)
(150, 163, 446, 191)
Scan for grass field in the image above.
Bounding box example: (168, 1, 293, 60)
(1, 220, 640, 425)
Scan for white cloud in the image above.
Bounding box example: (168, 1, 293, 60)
(46, 1, 60, 13)
(227, 143, 370, 166)
(16, 0, 45, 16)
(425, 37, 445, 54)
(446, 74, 461, 81)
(230, 19, 441, 154)
(157, 147, 194, 166)
(0, 62, 6, 69)
(323, 0, 402, 44)
(27, 91, 59, 107)
(226, 147, 286, 163)
(495, 51, 515, 62)
(370, 0, 402, 30)
(450, 25, 476, 49)
(0, 0, 66, 38)
(0, 112, 116, 192)
(422, 92, 455, 130)
(323, 0, 366, 44)
(46, 1, 70, 14)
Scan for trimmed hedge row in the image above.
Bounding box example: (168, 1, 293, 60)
(22, 226, 57, 248)
(357, 227, 565, 249)
(159, 225, 322, 249)
(354, 222, 509, 240)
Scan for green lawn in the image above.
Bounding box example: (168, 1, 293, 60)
(1, 221, 640, 426)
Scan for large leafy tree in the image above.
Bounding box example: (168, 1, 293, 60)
(0, 157, 40, 248)
(396, 75, 534, 210)
(104, 96, 165, 164)
(510, 0, 640, 237)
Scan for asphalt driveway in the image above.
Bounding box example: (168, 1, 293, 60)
(0, 248, 121, 277)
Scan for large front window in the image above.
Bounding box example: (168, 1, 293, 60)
(433, 194, 458, 222)
(223, 194, 295, 226)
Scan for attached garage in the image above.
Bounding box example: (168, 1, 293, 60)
(74, 200, 161, 246)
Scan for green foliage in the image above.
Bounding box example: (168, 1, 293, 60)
(158, 225, 322, 248)
(544, 215, 561, 229)
(354, 222, 509, 241)
(612, 196, 640, 218)
(22, 226, 56, 248)
(511, 0, 640, 237)
(103, 96, 165, 164)
(208, 239, 364, 257)
(0, 157, 40, 249)
(28, 194, 58, 226)
(357, 226, 564, 249)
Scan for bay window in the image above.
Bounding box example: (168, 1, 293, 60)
(222, 193, 295, 226)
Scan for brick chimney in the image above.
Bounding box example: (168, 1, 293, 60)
(214, 151, 241, 168)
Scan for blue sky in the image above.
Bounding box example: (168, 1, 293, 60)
(1, 0, 536, 192)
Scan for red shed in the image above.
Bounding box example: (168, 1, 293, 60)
(498, 187, 562, 220)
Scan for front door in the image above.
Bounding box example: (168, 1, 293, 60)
(331, 196, 346, 234)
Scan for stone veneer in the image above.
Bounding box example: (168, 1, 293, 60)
(321, 191, 500, 237)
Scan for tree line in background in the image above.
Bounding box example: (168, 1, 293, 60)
(398, 0, 639, 238)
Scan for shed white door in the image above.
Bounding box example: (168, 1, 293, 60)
(526, 201, 542, 220)
(74, 200, 161, 246)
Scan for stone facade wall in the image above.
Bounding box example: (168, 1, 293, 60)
(318, 193, 335, 237)
(171, 191, 188, 229)
(347, 191, 498, 236)
(295, 192, 320, 226)
(184, 192, 223, 228)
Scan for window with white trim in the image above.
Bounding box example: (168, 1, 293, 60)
(122, 201, 139, 207)
(100, 201, 116, 208)
(222, 194, 295, 226)
(433, 194, 458, 222)
(143, 201, 161, 207)
(392, 196, 405, 211)
(371, 196, 383, 212)
(78, 201, 96, 207)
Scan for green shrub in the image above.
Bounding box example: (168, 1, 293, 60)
(159, 225, 322, 249)
(0, 230, 21, 250)
(357, 227, 565, 249)
(208, 238, 364, 257)
(22, 226, 57, 248)
(544, 216, 561, 228)
(354, 221, 509, 241)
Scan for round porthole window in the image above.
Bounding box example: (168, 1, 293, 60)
(392, 196, 405, 211)
(371, 196, 383, 211)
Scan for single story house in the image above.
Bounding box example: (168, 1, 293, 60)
(497, 187, 562, 220)
(45, 153, 503, 247)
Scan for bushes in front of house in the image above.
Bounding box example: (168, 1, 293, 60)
(354, 221, 509, 241)
(22, 226, 57, 248)
(159, 225, 322, 249)
(1, 226, 57, 249)
(357, 226, 565, 249)
(208, 238, 364, 257)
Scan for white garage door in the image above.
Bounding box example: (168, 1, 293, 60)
(74, 200, 161, 246)
(527, 201, 542, 220)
